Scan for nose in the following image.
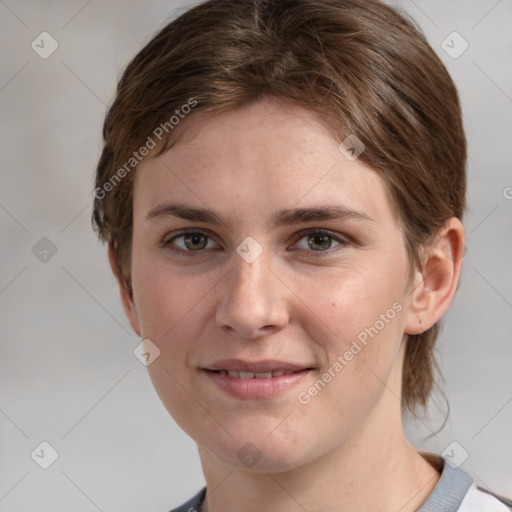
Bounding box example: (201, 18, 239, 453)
(215, 251, 290, 340)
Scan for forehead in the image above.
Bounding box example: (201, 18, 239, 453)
(133, 97, 395, 225)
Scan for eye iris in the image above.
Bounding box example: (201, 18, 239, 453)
(308, 233, 332, 250)
(184, 233, 208, 250)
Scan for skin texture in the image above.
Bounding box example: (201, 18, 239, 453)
(112, 96, 465, 512)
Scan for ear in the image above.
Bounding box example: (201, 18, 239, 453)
(108, 243, 141, 337)
(404, 217, 465, 335)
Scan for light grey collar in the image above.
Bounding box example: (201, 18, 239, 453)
(417, 459, 473, 512)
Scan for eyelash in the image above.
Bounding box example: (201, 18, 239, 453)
(161, 228, 348, 258)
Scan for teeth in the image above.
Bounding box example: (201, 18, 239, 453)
(255, 371, 272, 379)
(219, 370, 298, 378)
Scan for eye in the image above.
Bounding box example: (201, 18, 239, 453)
(162, 228, 347, 257)
(292, 228, 345, 254)
(162, 229, 220, 253)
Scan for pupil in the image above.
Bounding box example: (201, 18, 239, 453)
(309, 234, 331, 250)
(185, 233, 207, 250)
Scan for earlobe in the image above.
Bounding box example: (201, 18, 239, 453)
(108, 243, 141, 337)
(404, 217, 465, 335)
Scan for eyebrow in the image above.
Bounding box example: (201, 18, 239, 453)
(145, 203, 373, 228)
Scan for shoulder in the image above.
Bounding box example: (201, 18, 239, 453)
(167, 487, 206, 512)
(457, 483, 512, 511)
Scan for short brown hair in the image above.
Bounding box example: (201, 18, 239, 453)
(93, 0, 467, 416)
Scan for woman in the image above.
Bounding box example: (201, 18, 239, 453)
(92, 0, 511, 510)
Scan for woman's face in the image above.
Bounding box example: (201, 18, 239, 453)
(127, 97, 417, 472)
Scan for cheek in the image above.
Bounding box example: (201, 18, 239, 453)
(294, 258, 407, 402)
(291, 284, 406, 453)
(298, 258, 407, 348)
(131, 248, 213, 339)
(131, 263, 215, 429)
(129, 251, 212, 394)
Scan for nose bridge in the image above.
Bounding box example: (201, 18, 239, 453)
(215, 247, 288, 339)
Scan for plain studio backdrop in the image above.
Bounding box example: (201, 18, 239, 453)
(0, 1, 511, 510)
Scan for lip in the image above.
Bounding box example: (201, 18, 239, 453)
(201, 359, 314, 399)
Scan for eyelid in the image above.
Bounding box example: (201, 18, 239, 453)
(291, 227, 347, 242)
(162, 227, 215, 242)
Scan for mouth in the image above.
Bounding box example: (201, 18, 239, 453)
(201, 359, 315, 399)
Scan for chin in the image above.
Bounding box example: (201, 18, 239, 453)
(202, 431, 313, 474)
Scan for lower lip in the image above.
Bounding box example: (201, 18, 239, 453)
(201, 369, 312, 399)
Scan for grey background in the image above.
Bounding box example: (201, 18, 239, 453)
(0, 0, 511, 510)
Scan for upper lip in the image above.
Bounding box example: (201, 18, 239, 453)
(203, 359, 312, 373)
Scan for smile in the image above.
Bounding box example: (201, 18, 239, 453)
(202, 368, 313, 399)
